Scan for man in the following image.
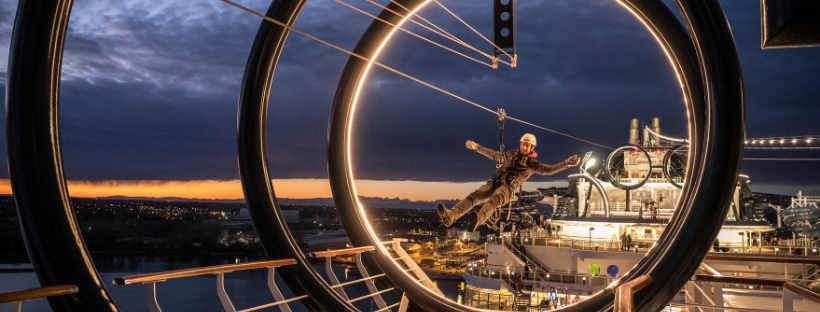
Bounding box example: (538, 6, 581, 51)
(437, 133, 580, 231)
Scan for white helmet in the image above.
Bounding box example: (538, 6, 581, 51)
(520, 133, 536, 147)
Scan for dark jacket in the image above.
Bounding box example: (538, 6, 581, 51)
(474, 144, 569, 186)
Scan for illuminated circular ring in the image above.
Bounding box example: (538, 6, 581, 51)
(328, 0, 743, 312)
(604, 144, 653, 190)
(663, 145, 688, 189)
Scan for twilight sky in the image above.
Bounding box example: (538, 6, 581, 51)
(0, 0, 818, 200)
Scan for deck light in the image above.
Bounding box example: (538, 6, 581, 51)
(792, 139, 797, 143)
(769, 140, 775, 144)
(779, 139, 784, 144)
(752, 140, 756, 144)
(744, 140, 747, 144)
(809, 138, 813, 143)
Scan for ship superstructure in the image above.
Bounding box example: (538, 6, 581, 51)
(461, 119, 819, 311)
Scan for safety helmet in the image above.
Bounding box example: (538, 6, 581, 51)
(520, 133, 536, 147)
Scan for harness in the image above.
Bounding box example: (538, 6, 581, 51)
(486, 108, 524, 229)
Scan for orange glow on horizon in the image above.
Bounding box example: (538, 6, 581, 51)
(0, 179, 565, 202)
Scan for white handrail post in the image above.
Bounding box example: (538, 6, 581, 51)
(216, 273, 237, 312)
(10, 301, 21, 312)
(356, 252, 388, 310)
(267, 267, 292, 312)
(325, 256, 349, 300)
(712, 282, 723, 312)
(398, 292, 410, 312)
(146, 282, 162, 312)
(783, 287, 793, 312)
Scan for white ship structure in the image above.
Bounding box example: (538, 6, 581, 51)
(461, 118, 820, 311)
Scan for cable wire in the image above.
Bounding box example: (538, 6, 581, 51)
(363, 0, 512, 66)
(335, 0, 494, 67)
(221, 0, 611, 150)
(431, 0, 514, 60)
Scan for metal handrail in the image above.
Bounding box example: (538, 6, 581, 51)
(112, 259, 296, 285)
(783, 281, 820, 304)
(0, 285, 78, 304)
(308, 246, 374, 258)
(693, 275, 786, 286)
(614, 275, 653, 312)
(704, 254, 820, 265)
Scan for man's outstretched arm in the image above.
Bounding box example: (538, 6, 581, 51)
(466, 140, 504, 162)
(532, 155, 580, 176)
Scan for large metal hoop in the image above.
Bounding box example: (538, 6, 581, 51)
(604, 144, 653, 190)
(327, 1, 742, 312)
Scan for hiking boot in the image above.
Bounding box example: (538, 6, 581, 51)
(467, 211, 485, 232)
(437, 203, 454, 227)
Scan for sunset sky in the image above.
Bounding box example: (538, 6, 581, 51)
(0, 0, 817, 201)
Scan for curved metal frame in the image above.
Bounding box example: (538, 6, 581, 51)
(6, 1, 119, 311)
(662, 144, 688, 189)
(236, 0, 359, 310)
(604, 144, 653, 190)
(568, 173, 611, 218)
(327, 1, 741, 312)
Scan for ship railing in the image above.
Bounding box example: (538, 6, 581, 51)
(490, 234, 657, 254)
(308, 244, 410, 312)
(0, 285, 78, 312)
(465, 266, 614, 288)
(112, 259, 304, 312)
(680, 274, 820, 312)
(492, 233, 820, 257)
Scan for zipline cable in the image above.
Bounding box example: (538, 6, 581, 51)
(335, 0, 495, 67)
(362, 0, 513, 67)
(430, 0, 514, 61)
(384, 0, 467, 46)
(221, 0, 612, 150)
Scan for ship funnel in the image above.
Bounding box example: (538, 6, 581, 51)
(629, 118, 640, 145)
(652, 117, 661, 135)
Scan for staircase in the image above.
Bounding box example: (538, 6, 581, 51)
(504, 238, 551, 280)
(501, 271, 532, 311)
(790, 264, 820, 291)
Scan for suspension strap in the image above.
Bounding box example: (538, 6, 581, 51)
(497, 108, 506, 169)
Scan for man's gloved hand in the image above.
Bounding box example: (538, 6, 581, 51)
(466, 140, 478, 150)
(566, 155, 581, 166)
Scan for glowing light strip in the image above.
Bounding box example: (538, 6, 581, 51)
(345, 2, 482, 309)
(645, 126, 688, 143)
(568, 173, 611, 218)
(614, 0, 693, 215)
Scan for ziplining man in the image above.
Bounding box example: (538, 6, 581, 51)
(437, 133, 580, 231)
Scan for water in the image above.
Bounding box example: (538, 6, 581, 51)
(1, 255, 462, 312)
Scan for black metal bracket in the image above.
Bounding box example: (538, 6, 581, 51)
(493, 0, 516, 57)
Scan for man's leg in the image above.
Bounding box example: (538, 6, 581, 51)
(467, 185, 511, 231)
(438, 184, 492, 226)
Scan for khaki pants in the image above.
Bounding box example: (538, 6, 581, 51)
(451, 183, 512, 221)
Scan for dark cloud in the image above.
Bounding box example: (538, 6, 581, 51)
(0, 0, 818, 194)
